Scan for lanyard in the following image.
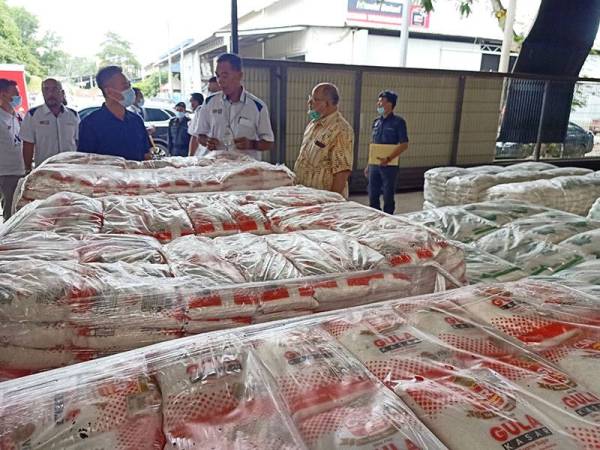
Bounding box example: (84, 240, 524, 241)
(224, 94, 245, 131)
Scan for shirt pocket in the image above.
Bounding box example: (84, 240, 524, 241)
(382, 127, 397, 144)
(236, 116, 255, 138)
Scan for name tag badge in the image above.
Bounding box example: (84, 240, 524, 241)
(212, 108, 223, 115)
(314, 140, 326, 149)
(238, 117, 253, 128)
(39, 120, 50, 125)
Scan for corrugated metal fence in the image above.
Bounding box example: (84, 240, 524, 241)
(240, 58, 600, 191)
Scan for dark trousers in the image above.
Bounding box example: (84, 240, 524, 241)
(0, 175, 22, 221)
(170, 146, 188, 157)
(368, 165, 399, 215)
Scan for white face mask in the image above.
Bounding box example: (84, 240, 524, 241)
(175, 111, 186, 119)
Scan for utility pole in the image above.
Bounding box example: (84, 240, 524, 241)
(399, 0, 412, 67)
(180, 43, 185, 99)
(499, 0, 517, 72)
(167, 21, 173, 99)
(231, 0, 239, 54)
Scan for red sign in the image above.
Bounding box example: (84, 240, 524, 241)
(347, 0, 430, 28)
(0, 64, 29, 114)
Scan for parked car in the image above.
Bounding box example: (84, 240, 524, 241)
(496, 121, 594, 159)
(78, 103, 176, 155)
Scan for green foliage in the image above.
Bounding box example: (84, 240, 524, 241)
(0, 0, 42, 75)
(136, 71, 168, 98)
(96, 32, 140, 79)
(419, 0, 475, 16)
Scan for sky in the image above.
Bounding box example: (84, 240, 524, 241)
(7, 0, 547, 66)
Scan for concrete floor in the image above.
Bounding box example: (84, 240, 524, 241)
(349, 190, 425, 215)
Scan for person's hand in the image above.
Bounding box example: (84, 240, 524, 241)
(146, 126, 156, 136)
(206, 137, 220, 151)
(143, 151, 153, 160)
(378, 156, 389, 167)
(234, 137, 253, 150)
(363, 166, 369, 178)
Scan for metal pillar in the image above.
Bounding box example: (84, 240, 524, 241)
(399, 0, 411, 67)
(499, 0, 517, 72)
(231, 0, 239, 54)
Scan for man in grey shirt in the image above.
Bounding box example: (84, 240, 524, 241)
(0, 78, 25, 221)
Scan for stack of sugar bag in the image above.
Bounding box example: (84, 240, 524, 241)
(14, 151, 296, 210)
(3, 277, 600, 449)
(0, 187, 466, 378)
(424, 161, 599, 214)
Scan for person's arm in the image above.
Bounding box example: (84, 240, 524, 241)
(77, 118, 96, 153)
(330, 128, 354, 196)
(23, 141, 34, 172)
(167, 120, 174, 153)
(332, 170, 351, 195)
(189, 135, 199, 156)
(195, 105, 220, 151)
(235, 101, 275, 152)
(379, 142, 408, 166)
(232, 138, 273, 151)
(380, 118, 409, 166)
(19, 114, 35, 171)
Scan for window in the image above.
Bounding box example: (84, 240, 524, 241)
(145, 108, 171, 121)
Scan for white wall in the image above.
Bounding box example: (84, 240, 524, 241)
(304, 27, 370, 65)
(239, 0, 347, 30)
(367, 35, 482, 71)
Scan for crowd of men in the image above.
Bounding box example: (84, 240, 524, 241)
(0, 52, 408, 221)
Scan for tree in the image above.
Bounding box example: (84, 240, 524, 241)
(97, 32, 140, 79)
(420, 0, 475, 15)
(136, 71, 168, 98)
(0, 0, 42, 75)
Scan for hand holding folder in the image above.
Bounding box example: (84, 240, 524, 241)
(368, 144, 399, 166)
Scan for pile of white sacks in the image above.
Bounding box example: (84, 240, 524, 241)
(0, 187, 465, 379)
(1, 278, 599, 449)
(13, 151, 296, 211)
(424, 162, 600, 215)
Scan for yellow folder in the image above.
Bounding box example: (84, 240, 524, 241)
(368, 144, 399, 165)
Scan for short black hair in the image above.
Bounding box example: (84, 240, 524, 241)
(378, 90, 398, 109)
(96, 66, 123, 95)
(190, 92, 204, 105)
(0, 78, 17, 92)
(175, 101, 186, 108)
(208, 76, 217, 83)
(133, 87, 142, 96)
(216, 53, 242, 72)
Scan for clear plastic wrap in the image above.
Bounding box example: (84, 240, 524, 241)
(14, 152, 295, 210)
(4, 277, 600, 449)
(102, 194, 195, 243)
(458, 243, 528, 284)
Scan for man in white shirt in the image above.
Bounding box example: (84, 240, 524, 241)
(193, 53, 274, 160)
(187, 92, 204, 156)
(0, 78, 25, 221)
(20, 78, 80, 173)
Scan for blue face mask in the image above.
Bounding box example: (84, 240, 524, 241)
(10, 95, 21, 108)
(119, 88, 136, 108)
(377, 106, 385, 115)
(308, 109, 321, 121)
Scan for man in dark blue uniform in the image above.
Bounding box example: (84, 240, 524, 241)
(366, 90, 409, 214)
(78, 66, 152, 161)
(167, 102, 191, 156)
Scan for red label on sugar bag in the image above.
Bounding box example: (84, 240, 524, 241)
(518, 322, 578, 344)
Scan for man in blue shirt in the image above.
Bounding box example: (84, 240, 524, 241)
(365, 90, 409, 214)
(78, 66, 152, 161)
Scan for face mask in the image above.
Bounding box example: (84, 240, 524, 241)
(377, 106, 385, 115)
(138, 99, 145, 107)
(308, 109, 321, 121)
(10, 95, 21, 108)
(175, 111, 186, 119)
(119, 88, 136, 108)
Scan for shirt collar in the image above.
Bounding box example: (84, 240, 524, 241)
(223, 86, 247, 104)
(41, 104, 65, 116)
(102, 103, 132, 122)
(317, 110, 340, 127)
